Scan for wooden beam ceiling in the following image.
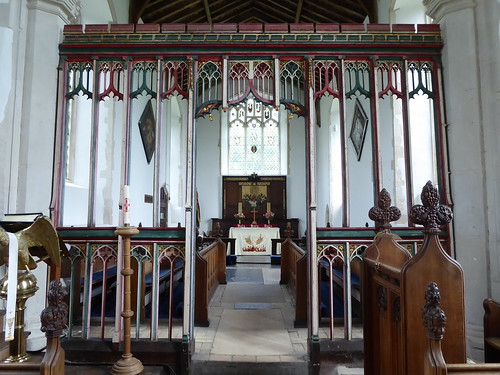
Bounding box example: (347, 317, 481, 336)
(138, 0, 371, 25)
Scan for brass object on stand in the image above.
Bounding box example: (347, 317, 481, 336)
(0, 270, 38, 362)
(0, 216, 61, 363)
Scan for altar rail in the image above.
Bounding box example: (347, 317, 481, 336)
(57, 227, 185, 343)
(280, 238, 307, 327)
(195, 238, 227, 326)
(316, 226, 449, 341)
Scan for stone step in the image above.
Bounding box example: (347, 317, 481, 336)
(65, 364, 175, 374)
(190, 360, 309, 375)
(336, 365, 364, 375)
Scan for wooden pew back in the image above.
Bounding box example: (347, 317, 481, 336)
(195, 238, 227, 326)
(483, 298, 500, 362)
(280, 238, 307, 327)
(363, 183, 466, 375)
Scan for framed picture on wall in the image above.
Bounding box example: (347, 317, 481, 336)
(349, 98, 369, 161)
(138, 100, 155, 164)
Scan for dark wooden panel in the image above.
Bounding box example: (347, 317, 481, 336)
(223, 175, 286, 222)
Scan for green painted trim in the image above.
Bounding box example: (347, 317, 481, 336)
(58, 227, 185, 240)
(316, 228, 447, 239)
(60, 31, 442, 58)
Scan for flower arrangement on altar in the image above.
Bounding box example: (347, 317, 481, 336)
(242, 193, 267, 207)
(234, 212, 245, 219)
(263, 211, 275, 220)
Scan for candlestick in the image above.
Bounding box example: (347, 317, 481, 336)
(238, 202, 242, 213)
(267, 202, 271, 212)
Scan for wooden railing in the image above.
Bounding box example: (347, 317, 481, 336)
(194, 238, 227, 326)
(280, 238, 307, 327)
(57, 226, 186, 368)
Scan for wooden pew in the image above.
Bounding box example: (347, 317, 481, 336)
(484, 298, 500, 363)
(423, 283, 500, 374)
(363, 184, 466, 375)
(194, 238, 227, 326)
(280, 237, 307, 327)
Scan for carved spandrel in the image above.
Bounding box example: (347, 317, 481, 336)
(369, 188, 401, 229)
(421, 282, 446, 340)
(410, 181, 452, 234)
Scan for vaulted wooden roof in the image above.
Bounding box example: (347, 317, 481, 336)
(130, 0, 376, 25)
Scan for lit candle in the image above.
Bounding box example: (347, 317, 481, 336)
(123, 185, 130, 226)
(238, 202, 242, 213)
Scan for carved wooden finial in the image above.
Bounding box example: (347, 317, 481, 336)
(213, 222, 223, 237)
(40, 280, 68, 339)
(284, 222, 294, 238)
(410, 181, 452, 234)
(422, 282, 446, 340)
(368, 188, 401, 229)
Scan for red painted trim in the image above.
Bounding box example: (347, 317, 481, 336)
(85, 24, 108, 33)
(264, 23, 289, 33)
(212, 23, 238, 33)
(64, 24, 83, 33)
(161, 23, 186, 33)
(238, 23, 264, 33)
(136, 24, 161, 33)
(110, 24, 135, 33)
(341, 24, 365, 33)
(315, 24, 340, 33)
(392, 24, 415, 32)
(289, 23, 315, 33)
(367, 24, 391, 33)
(186, 23, 212, 33)
(417, 24, 440, 33)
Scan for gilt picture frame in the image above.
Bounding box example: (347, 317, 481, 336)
(349, 98, 369, 161)
(138, 100, 155, 164)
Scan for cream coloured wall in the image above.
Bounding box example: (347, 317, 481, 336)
(424, 0, 500, 360)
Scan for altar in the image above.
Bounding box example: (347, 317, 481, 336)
(229, 226, 280, 256)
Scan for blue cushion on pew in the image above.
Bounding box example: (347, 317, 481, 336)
(144, 259, 184, 286)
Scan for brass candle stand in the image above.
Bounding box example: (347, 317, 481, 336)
(111, 226, 143, 375)
(0, 269, 39, 362)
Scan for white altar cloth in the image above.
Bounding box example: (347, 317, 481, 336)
(229, 227, 280, 256)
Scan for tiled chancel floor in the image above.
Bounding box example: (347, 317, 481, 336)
(193, 262, 309, 363)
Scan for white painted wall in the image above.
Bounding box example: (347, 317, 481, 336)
(423, 0, 500, 360)
(164, 95, 188, 227)
(346, 96, 375, 227)
(196, 111, 222, 235)
(287, 115, 307, 237)
(316, 96, 333, 227)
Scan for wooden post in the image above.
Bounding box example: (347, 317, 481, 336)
(111, 226, 143, 375)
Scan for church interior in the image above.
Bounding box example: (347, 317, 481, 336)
(0, 0, 499, 374)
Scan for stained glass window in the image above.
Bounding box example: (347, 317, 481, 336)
(228, 95, 280, 175)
